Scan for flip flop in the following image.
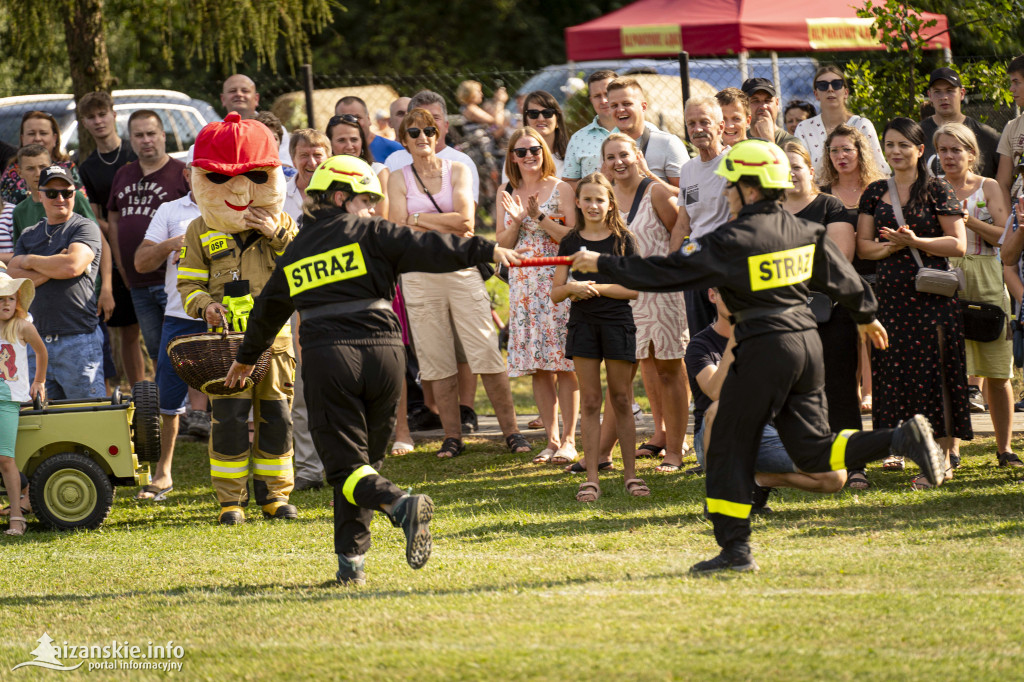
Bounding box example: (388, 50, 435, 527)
(550, 444, 578, 465)
(136, 484, 173, 502)
(655, 459, 683, 473)
(636, 443, 665, 459)
(565, 460, 614, 473)
(532, 447, 556, 464)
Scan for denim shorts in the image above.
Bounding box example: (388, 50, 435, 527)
(695, 421, 797, 474)
(130, 284, 168, 362)
(157, 315, 207, 415)
(30, 326, 105, 400)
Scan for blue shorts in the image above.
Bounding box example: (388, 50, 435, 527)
(0, 400, 18, 458)
(695, 421, 797, 474)
(130, 285, 168, 362)
(30, 326, 105, 400)
(157, 315, 207, 415)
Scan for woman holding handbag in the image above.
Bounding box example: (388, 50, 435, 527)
(935, 123, 1018, 468)
(856, 118, 971, 488)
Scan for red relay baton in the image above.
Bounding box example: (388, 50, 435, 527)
(509, 256, 573, 267)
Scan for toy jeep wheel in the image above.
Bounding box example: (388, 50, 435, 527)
(30, 453, 114, 530)
(131, 381, 162, 462)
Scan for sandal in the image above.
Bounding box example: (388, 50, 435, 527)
(505, 433, 532, 454)
(860, 395, 872, 413)
(575, 482, 600, 502)
(655, 459, 683, 473)
(625, 478, 651, 497)
(532, 447, 556, 464)
(566, 460, 614, 473)
(911, 468, 952, 490)
(436, 437, 464, 459)
(636, 443, 665, 459)
(846, 471, 870, 490)
(5, 516, 26, 536)
(391, 441, 415, 456)
(997, 452, 1024, 468)
(550, 444, 578, 465)
(527, 417, 544, 429)
(882, 455, 905, 471)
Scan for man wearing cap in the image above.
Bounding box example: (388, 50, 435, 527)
(108, 110, 189, 384)
(742, 78, 800, 149)
(6, 166, 104, 399)
(920, 67, 1000, 178)
(177, 113, 299, 525)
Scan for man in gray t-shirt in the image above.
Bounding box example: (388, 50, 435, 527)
(8, 166, 104, 399)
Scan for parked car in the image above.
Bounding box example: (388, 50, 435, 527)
(0, 89, 221, 161)
(2, 382, 160, 530)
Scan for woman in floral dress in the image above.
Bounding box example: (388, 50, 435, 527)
(856, 118, 971, 487)
(496, 128, 579, 464)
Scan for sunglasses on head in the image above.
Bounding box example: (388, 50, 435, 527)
(205, 170, 269, 185)
(525, 108, 557, 120)
(406, 127, 438, 139)
(43, 189, 74, 199)
(815, 79, 845, 92)
(512, 146, 542, 158)
(329, 114, 360, 127)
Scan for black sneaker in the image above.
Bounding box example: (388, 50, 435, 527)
(293, 477, 324, 492)
(460, 405, 478, 433)
(751, 486, 773, 515)
(408, 406, 442, 432)
(186, 409, 211, 439)
(1015, 395, 1024, 413)
(690, 546, 759, 574)
(968, 386, 987, 413)
(390, 494, 434, 569)
(336, 554, 366, 586)
(890, 415, 943, 486)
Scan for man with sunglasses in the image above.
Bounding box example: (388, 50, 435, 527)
(335, 96, 404, 167)
(107, 110, 189, 383)
(7, 166, 105, 399)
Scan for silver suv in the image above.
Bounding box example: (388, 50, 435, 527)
(0, 89, 220, 160)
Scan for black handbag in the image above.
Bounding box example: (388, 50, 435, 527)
(959, 300, 1007, 343)
(807, 292, 834, 324)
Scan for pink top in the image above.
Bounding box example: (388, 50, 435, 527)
(402, 159, 455, 214)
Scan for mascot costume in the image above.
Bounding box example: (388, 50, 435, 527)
(177, 113, 299, 525)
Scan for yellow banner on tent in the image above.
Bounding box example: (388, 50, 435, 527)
(620, 24, 683, 55)
(806, 18, 878, 50)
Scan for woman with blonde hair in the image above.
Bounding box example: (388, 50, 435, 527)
(496, 127, 578, 465)
(794, 65, 887, 176)
(934, 122, 1016, 468)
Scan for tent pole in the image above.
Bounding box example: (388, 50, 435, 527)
(771, 51, 782, 126)
(679, 51, 691, 141)
(739, 51, 749, 81)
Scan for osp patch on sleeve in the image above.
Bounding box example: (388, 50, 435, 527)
(747, 244, 814, 291)
(680, 240, 701, 256)
(285, 243, 368, 295)
(208, 236, 229, 255)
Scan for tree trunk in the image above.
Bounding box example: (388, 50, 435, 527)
(63, 0, 111, 158)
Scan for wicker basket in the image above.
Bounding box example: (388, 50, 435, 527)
(167, 330, 272, 396)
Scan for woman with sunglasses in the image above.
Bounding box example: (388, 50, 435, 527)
(520, 91, 568, 177)
(857, 117, 970, 488)
(496, 128, 578, 465)
(794, 65, 887, 176)
(389, 108, 531, 459)
(935, 122, 1017, 469)
(1, 111, 83, 207)
(327, 113, 391, 220)
(818, 124, 888, 489)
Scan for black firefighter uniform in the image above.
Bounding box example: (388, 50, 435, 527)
(597, 200, 909, 552)
(177, 214, 298, 514)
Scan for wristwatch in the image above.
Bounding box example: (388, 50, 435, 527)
(411, 213, 420, 227)
(534, 213, 547, 223)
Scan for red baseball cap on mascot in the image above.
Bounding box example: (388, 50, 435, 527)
(192, 112, 280, 174)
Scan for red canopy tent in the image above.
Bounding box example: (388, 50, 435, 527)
(565, 0, 950, 60)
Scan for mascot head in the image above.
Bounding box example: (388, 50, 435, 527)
(191, 112, 284, 233)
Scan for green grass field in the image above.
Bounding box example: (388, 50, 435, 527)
(3, 429, 1024, 680)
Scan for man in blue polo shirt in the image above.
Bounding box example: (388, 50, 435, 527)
(335, 96, 403, 164)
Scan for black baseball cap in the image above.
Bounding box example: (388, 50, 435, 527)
(928, 67, 962, 89)
(741, 78, 777, 98)
(38, 165, 75, 188)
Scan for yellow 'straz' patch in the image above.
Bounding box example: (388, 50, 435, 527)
(208, 237, 229, 254)
(286, 243, 367, 295)
(747, 244, 815, 291)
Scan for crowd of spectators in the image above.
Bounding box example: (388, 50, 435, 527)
(3, 54, 1024, 506)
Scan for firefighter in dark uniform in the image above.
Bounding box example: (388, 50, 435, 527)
(572, 139, 945, 574)
(225, 156, 521, 584)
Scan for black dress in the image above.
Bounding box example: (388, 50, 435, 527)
(858, 178, 972, 439)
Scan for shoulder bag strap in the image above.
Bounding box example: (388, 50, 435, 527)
(638, 126, 652, 155)
(888, 177, 925, 269)
(627, 177, 654, 224)
(410, 163, 444, 214)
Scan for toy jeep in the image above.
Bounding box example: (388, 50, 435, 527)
(1, 381, 161, 530)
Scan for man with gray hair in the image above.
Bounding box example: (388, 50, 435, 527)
(384, 90, 480, 200)
(671, 96, 732, 336)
